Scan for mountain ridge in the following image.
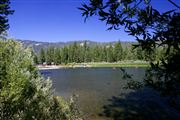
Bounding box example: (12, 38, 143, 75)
(16, 39, 136, 53)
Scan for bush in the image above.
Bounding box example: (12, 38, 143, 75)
(0, 40, 78, 120)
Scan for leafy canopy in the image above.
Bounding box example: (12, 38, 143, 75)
(0, 40, 78, 120)
(79, 0, 180, 99)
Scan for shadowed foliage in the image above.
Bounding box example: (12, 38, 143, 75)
(100, 88, 180, 120)
(79, 0, 180, 102)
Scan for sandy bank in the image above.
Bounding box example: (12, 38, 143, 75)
(37, 65, 62, 70)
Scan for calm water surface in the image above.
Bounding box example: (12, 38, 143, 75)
(40, 67, 145, 120)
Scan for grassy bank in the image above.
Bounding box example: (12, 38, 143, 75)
(38, 61, 150, 70)
(66, 61, 149, 68)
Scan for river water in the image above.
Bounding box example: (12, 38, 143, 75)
(40, 67, 146, 120)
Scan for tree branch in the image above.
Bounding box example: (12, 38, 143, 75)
(168, 0, 180, 9)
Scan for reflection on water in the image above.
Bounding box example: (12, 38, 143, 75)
(40, 67, 145, 120)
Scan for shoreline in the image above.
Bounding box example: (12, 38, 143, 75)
(37, 61, 149, 70)
(37, 65, 62, 70)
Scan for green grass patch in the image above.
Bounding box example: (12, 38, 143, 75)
(65, 61, 150, 68)
(88, 63, 149, 67)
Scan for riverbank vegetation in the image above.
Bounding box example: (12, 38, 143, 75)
(34, 41, 163, 66)
(66, 61, 149, 67)
(0, 40, 79, 119)
(0, 0, 180, 119)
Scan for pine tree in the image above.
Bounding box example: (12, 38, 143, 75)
(107, 44, 115, 62)
(85, 47, 92, 62)
(114, 41, 123, 62)
(83, 41, 88, 62)
(72, 42, 79, 63)
(135, 47, 144, 60)
(92, 46, 101, 62)
(33, 53, 39, 64)
(46, 47, 55, 65)
(78, 46, 84, 63)
(61, 46, 69, 64)
(100, 46, 107, 62)
(122, 47, 128, 60)
(54, 48, 61, 65)
(0, 0, 14, 34)
(39, 48, 46, 64)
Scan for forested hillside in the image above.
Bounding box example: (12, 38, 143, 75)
(17, 39, 134, 53)
(31, 41, 164, 65)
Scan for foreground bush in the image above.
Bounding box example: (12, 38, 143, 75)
(0, 40, 78, 120)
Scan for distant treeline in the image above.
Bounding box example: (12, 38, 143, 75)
(33, 41, 164, 65)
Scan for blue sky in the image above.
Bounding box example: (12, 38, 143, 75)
(8, 0, 179, 42)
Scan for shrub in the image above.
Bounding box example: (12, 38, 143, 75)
(0, 39, 78, 120)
